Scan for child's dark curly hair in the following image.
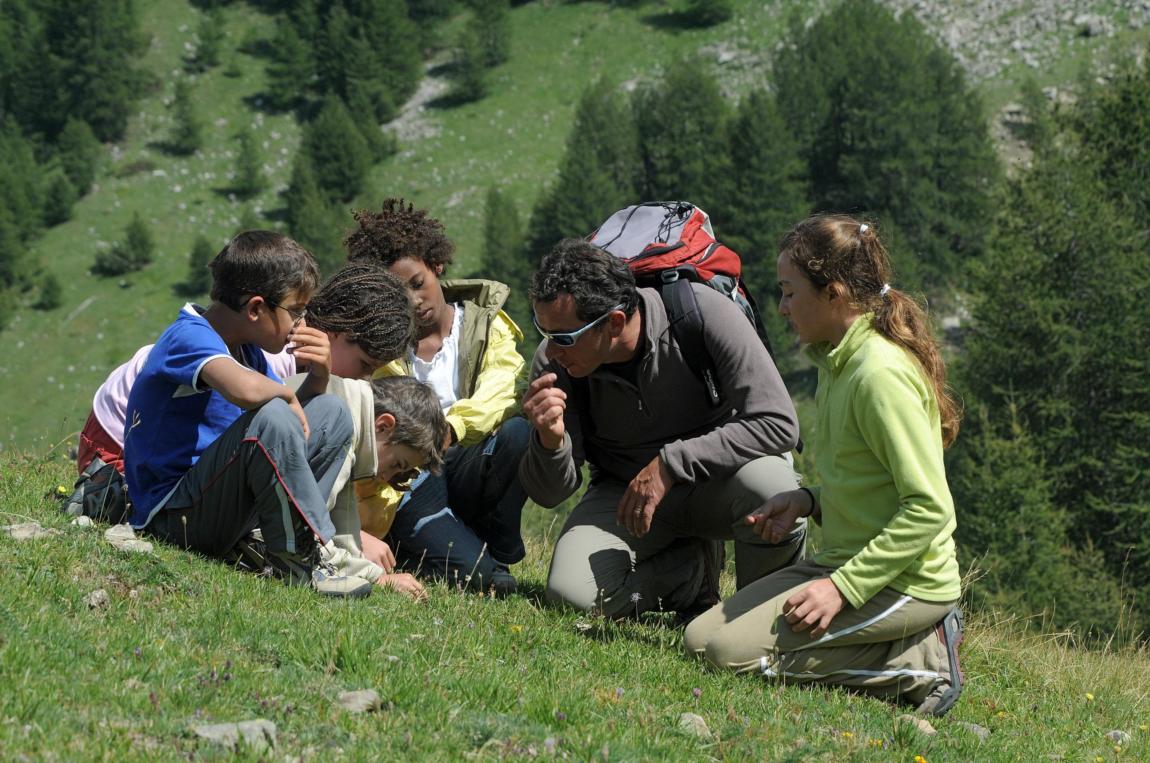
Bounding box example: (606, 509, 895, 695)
(344, 198, 455, 272)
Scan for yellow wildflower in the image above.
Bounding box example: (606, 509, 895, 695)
(840, 731, 853, 739)
(914, 755, 928, 763)
(1085, 692, 1095, 702)
(510, 625, 523, 634)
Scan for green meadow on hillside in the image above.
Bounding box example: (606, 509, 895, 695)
(2, 0, 1146, 451)
(3, 451, 1150, 760)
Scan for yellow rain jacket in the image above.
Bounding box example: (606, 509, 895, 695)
(360, 279, 525, 538)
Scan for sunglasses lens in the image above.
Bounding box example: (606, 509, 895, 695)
(552, 335, 576, 347)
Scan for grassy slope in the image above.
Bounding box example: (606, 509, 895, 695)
(3, 452, 1149, 760)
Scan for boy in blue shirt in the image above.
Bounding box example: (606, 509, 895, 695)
(124, 230, 369, 597)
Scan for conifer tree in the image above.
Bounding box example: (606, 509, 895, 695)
(774, 0, 998, 293)
(633, 59, 730, 210)
(470, 0, 511, 68)
(284, 153, 346, 274)
(56, 118, 102, 195)
(449, 25, 488, 104)
(234, 127, 265, 199)
(719, 88, 808, 300)
(682, 0, 732, 26)
(526, 80, 640, 257)
(169, 80, 203, 156)
(191, 8, 225, 72)
(344, 0, 422, 111)
(43, 174, 77, 226)
(480, 187, 528, 327)
(123, 212, 154, 268)
(266, 19, 314, 112)
(0, 123, 45, 247)
(35, 271, 63, 311)
(182, 235, 214, 296)
(300, 96, 371, 202)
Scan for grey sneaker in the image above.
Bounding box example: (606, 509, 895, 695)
(267, 548, 373, 599)
(916, 606, 965, 717)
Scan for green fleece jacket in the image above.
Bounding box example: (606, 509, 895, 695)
(805, 315, 961, 609)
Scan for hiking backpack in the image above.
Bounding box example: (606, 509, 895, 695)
(588, 201, 772, 408)
(61, 456, 132, 525)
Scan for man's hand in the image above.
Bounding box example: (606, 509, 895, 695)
(782, 578, 847, 638)
(377, 572, 427, 601)
(360, 531, 395, 572)
(745, 489, 813, 543)
(521, 373, 567, 450)
(616, 456, 673, 537)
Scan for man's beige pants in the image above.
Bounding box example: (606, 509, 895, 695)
(683, 558, 956, 704)
(545, 455, 805, 618)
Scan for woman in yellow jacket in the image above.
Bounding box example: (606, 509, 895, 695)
(347, 199, 529, 596)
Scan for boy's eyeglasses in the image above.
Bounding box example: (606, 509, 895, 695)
(533, 304, 623, 348)
(265, 299, 308, 327)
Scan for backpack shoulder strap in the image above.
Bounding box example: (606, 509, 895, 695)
(659, 275, 722, 408)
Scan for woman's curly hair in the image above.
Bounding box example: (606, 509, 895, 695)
(307, 260, 415, 364)
(344, 198, 455, 272)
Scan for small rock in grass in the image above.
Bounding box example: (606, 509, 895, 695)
(85, 589, 110, 609)
(104, 524, 154, 554)
(337, 690, 382, 714)
(897, 714, 937, 736)
(1106, 730, 1132, 744)
(956, 721, 990, 741)
(3, 521, 62, 540)
(678, 712, 712, 740)
(192, 720, 276, 753)
(71, 516, 95, 528)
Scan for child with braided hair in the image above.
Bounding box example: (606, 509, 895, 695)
(684, 214, 965, 717)
(346, 198, 530, 596)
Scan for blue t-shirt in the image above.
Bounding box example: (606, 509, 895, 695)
(124, 304, 280, 527)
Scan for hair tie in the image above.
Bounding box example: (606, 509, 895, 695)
(879, 283, 891, 298)
(859, 223, 869, 234)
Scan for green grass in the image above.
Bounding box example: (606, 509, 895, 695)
(4, 450, 1150, 760)
(1, 0, 1146, 451)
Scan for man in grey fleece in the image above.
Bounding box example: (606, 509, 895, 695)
(519, 239, 805, 619)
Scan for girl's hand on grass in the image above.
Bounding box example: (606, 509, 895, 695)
(782, 578, 847, 638)
(360, 531, 395, 572)
(379, 572, 427, 602)
(745, 489, 813, 543)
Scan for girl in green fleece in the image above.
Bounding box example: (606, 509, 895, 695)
(684, 214, 965, 717)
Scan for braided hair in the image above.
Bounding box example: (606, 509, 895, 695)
(344, 198, 455, 271)
(307, 260, 415, 364)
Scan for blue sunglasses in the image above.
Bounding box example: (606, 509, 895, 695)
(533, 304, 623, 347)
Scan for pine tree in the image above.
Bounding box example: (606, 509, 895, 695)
(719, 88, 809, 300)
(526, 80, 641, 257)
(449, 25, 488, 104)
(480, 187, 529, 327)
(43, 174, 77, 227)
(191, 8, 225, 72)
(958, 144, 1150, 606)
(123, 212, 155, 267)
(774, 0, 998, 293)
(56, 117, 102, 195)
(345, 0, 422, 111)
(40, 0, 147, 141)
(36, 271, 63, 310)
(633, 58, 730, 210)
(299, 96, 371, 202)
(266, 19, 314, 112)
(0, 122, 44, 248)
(181, 235, 214, 296)
(470, 0, 511, 68)
(169, 80, 203, 156)
(284, 152, 346, 274)
(234, 127, 265, 199)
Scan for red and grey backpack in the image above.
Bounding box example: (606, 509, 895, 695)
(588, 201, 772, 408)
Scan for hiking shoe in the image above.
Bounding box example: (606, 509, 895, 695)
(916, 606, 965, 717)
(224, 534, 267, 573)
(267, 548, 373, 599)
(490, 563, 518, 598)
